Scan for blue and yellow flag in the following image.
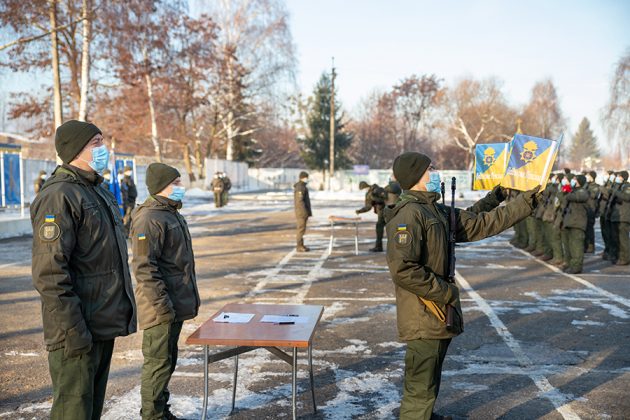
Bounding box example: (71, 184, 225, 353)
(500, 133, 562, 191)
(473, 143, 510, 190)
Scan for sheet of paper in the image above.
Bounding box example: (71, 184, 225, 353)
(260, 315, 309, 324)
(213, 312, 255, 324)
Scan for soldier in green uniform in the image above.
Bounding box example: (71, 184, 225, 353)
(560, 175, 589, 273)
(131, 163, 200, 420)
(31, 120, 137, 420)
(211, 172, 225, 208)
(600, 171, 616, 260)
(542, 174, 563, 264)
(121, 165, 138, 238)
(508, 190, 529, 248)
(356, 181, 387, 252)
(294, 171, 312, 252)
(532, 177, 555, 257)
(385, 175, 402, 206)
(384, 152, 541, 420)
(584, 171, 601, 253)
(610, 171, 630, 265)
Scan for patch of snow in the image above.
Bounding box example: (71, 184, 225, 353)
(571, 320, 605, 327)
(4, 351, 39, 357)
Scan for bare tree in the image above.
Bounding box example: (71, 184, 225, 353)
(602, 48, 630, 166)
(444, 77, 517, 169)
(520, 79, 565, 140)
(77, 0, 91, 121)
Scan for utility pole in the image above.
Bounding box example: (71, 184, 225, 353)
(329, 57, 336, 190)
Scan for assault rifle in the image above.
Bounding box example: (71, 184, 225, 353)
(446, 177, 457, 330)
(440, 181, 446, 205)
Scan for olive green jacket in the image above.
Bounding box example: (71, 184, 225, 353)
(542, 185, 560, 223)
(31, 165, 137, 356)
(534, 183, 555, 220)
(561, 187, 589, 230)
(294, 180, 312, 219)
(384, 189, 534, 341)
(131, 196, 200, 330)
(357, 184, 386, 214)
(586, 182, 601, 216)
(611, 182, 630, 223)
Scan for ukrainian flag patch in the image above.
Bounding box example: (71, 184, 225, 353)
(138, 233, 146, 240)
(397, 224, 407, 231)
(45, 215, 55, 223)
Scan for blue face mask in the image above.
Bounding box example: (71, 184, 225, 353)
(168, 185, 185, 201)
(87, 145, 109, 173)
(570, 179, 577, 188)
(425, 171, 441, 193)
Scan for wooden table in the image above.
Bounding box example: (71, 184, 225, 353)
(186, 303, 324, 420)
(328, 215, 362, 255)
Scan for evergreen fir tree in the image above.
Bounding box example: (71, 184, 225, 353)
(569, 117, 599, 166)
(297, 72, 353, 177)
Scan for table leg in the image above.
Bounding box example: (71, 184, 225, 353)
(292, 347, 297, 420)
(231, 354, 239, 413)
(202, 345, 208, 420)
(308, 344, 317, 413)
(328, 221, 334, 254)
(354, 222, 359, 255)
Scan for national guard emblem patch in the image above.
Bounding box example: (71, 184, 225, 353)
(394, 229, 412, 246)
(39, 222, 60, 242)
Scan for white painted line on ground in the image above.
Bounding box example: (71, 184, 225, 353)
(455, 270, 582, 420)
(244, 249, 296, 299)
(515, 248, 630, 308)
(0, 261, 27, 270)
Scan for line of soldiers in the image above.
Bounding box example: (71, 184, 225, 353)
(356, 177, 402, 252)
(210, 171, 232, 208)
(31, 121, 198, 420)
(509, 169, 630, 273)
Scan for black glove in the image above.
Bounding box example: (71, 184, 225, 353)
(491, 185, 508, 203)
(521, 185, 542, 208)
(355, 209, 360, 215)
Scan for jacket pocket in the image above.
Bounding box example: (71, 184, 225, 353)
(165, 273, 195, 318)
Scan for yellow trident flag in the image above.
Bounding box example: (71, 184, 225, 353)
(500, 133, 563, 191)
(473, 142, 510, 190)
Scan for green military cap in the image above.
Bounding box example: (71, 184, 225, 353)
(146, 163, 180, 195)
(55, 120, 102, 163)
(359, 181, 369, 189)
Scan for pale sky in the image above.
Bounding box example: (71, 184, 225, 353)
(287, 0, 629, 153)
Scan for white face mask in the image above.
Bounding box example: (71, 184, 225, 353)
(561, 178, 569, 186)
(616, 176, 623, 183)
(609, 174, 616, 182)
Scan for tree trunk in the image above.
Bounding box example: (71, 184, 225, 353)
(49, 0, 63, 129)
(225, 110, 235, 161)
(183, 143, 195, 183)
(194, 139, 205, 180)
(77, 0, 91, 121)
(144, 72, 161, 162)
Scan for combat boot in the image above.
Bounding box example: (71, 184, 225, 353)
(564, 267, 582, 274)
(585, 244, 595, 253)
(431, 414, 453, 420)
(540, 254, 553, 261)
(531, 250, 545, 257)
(524, 244, 536, 252)
(297, 245, 310, 252)
(616, 260, 630, 265)
(370, 246, 383, 252)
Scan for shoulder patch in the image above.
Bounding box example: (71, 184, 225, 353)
(394, 229, 413, 246)
(39, 222, 60, 242)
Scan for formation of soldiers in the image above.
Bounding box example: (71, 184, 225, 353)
(210, 171, 232, 208)
(509, 168, 630, 273)
(355, 177, 402, 252)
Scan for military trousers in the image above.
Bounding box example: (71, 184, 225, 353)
(141, 321, 183, 420)
(585, 211, 596, 253)
(608, 221, 620, 261)
(222, 191, 229, 205)
(123, 204, 135, 238)
(376, 211, 385, 248)
(213, 192, 223, 208)
(525, 216, 537, 249)
(512, 219, 528, 248)
(296, 216, 308, 247)
(561, 228, 586, 271)
(547, 222, 563, 262)
(600, 216, 611, 256)
(48, 339, 115, 420)
(616, 222, 630, 263)
(400, 338, 452, 420)
(534, 218, 546, 253)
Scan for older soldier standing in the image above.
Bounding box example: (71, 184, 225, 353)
(294, 171, 312, 252)
(31, 120, 137, 420)
(384, 152, 540, 420)
(131, 163, 200, 420)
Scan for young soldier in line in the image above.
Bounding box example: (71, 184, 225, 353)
(600, 170, 616, 260)
(552, 173, 573, 268)
(610, 170, 630, 265)
(131, 163, 200, 420)
(541, 174, 564, 264)
(31, 120, 137, 420)
(384, 152, 541, 420)
(584, 170, 601, 254)
(532, 176, 555, 258)
(294, 171, 312, 252)
(356, 181, 388, 252)
(560, 175, 589, 274)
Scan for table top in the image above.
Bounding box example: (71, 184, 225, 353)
(328, 215, 361, 222)
(186, 303, 324, 348)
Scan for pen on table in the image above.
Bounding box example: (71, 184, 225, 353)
(277, 321, 295, 325)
